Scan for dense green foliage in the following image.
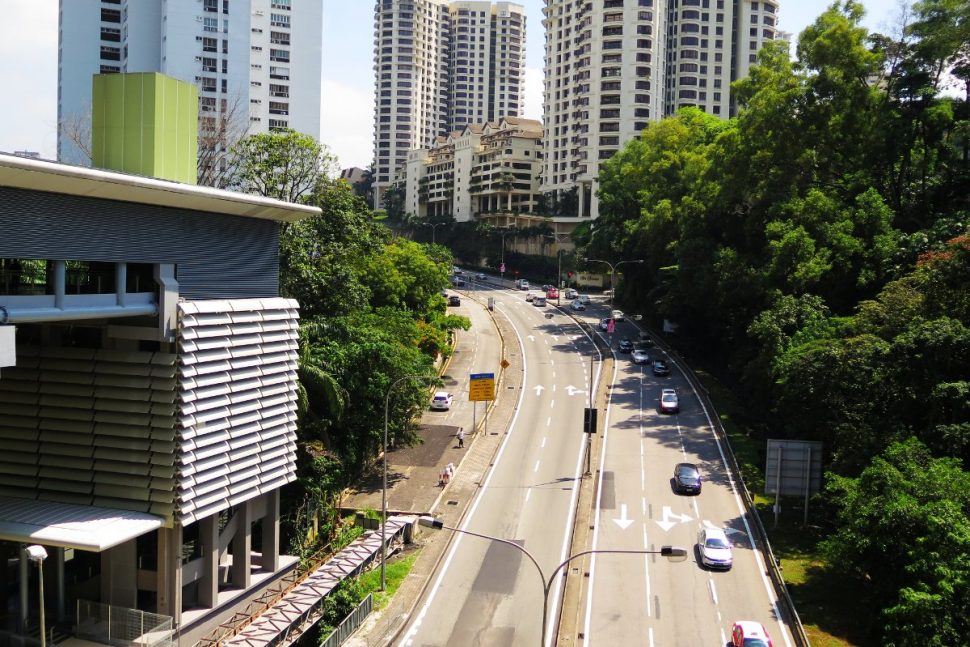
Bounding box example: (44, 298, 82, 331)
(592, 2, 969, 643)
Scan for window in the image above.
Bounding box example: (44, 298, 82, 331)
(100, 65, 120, 74)
(270, 66, 289, 80)
(202, 37, 217, 52)
(271, 0, 290, 7)
(270, 83, 289, 97)
(269, 119, 289, 131)
(203, 17, 218, 32)
(100, 27, 121, 42)
(100, 45, 121, 61)
(200, 77, 217, 92)
(202, 57, 217, 72)
(270, 48, 289, 62)
(270, 31, 290, 45)
(203, 0, 217, 11)
(269, 101, 289, 115)
(101, 8, 120, 22)
(270, 13, 290, 27)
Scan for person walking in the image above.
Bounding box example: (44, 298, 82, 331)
(457, 427, 465, 449)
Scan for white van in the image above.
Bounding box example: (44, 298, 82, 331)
(533, 295, 547, 306)
(516, 279, 530, 290)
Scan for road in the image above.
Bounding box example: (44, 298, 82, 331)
(574, 307, 795, 647)
(401, 276, 599, 647)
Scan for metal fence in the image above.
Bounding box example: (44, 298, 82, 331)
(75, 600, 174, 647)
(320, 594, 374, 647)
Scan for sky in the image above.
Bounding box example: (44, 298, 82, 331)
(0, 0, 906, 170)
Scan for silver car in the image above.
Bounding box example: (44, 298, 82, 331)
(697, 527, 733, 570)
(570, 299, 586, 311)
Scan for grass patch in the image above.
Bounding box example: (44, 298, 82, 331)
(692, 369, 874, 646)
(358, 549, 420, 609)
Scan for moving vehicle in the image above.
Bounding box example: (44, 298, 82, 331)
(697, 527, 733, 569)
(546, 288, 559, 299)
(448, 295, 461, 306)
(731, 621, 773, 647)
(533, 296, 547, 306)
(570, 300, 586, 311)
(611, 309, 625, 321)
(577, 294, 591, 304)
(451, 276, 465, 287)
(430, 391, 454, 410)
(599, 318, 610, 331)
(525, 292, 537, 302)
(565, 288, 578, 299)
(659, 388, 679, 413)
(632, 349, 650, 364)
(516, 279, 530, 290)
(652, 360, 670, 376)
(476, 273, 486, 280)
(452, 266, 463, 275)
(673, 462, 701, 494)
(618, 338, 634, 353)
(638, 331, 654, 346)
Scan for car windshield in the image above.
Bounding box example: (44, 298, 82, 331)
(663, 394, 677, 403)
(743, 640, 771, 647)
(705, 537, 730, 549)
(676, 466, 697, 478)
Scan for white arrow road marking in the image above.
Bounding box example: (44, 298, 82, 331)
(565, 385, 587, 396)
(656, 505, 693, 531)
(613, 504, 634, 530)
(528, 335, 536, 342)
(552, 335, 559, 341)
(533, 385, 545, 396)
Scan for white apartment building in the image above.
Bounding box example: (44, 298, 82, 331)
(542, 0, 780, 220)
(403, 116, 543, 225)
(57, 0, 322, 174)
(373, 0, 526, 208)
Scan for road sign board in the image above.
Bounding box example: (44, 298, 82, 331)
(500, 262, 506, 273)
(500, 359, 510, 369)
(607, 318, 615, 334)
(469, 372, 496, 401)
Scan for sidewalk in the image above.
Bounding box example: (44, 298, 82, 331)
(341, 283, 525, 646)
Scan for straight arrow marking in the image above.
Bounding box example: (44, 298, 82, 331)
(613, 503, 634, 530)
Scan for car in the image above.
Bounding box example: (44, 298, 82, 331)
(565, 288, 578, 299)
(577, 294, 591, 304)
(430, 391, 454, 410)
(652, 360, 670, 376)
(638, 331, 654, 346)
(525, 292, 536, 302)
(599, 318, 610, 331)
(731, 621, 774, 647)
(632, 349, 650, 364)
(516, 279, 530, 290)
(697, 527, 733, 569)
(659, 388, 679, 414)
(451, 276, 465, 287)
(618, 337, 634, 353)
(448, 295, 461, 306)
(452, 266, 463, 275)
(546, 288, 559, 299)
(673, 462, 702, 494)
(533, 296, 547, 306)
(611, 309, 625, 322)
(570, 300, 586, 311)
(476, 273, 486, 280)
(542, 284, 554, 291)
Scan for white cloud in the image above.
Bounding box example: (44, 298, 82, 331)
(0, 0, 59, 158)
(319, 78, 373, 171)
(522, 66, 544, 123)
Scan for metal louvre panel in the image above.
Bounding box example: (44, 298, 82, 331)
(0, 348, 177, 516)
(0, 187, 281, 300)
(176, 298, 300, 525)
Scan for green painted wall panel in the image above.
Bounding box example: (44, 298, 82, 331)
(92, 73, 198, 184)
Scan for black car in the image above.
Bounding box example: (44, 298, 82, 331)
(618, 338, 634, 353)
(448, 295, 461, 306)
(652, 360, 670, 376)
(673, 463, 702, 494)
(451, 276, 466, 287)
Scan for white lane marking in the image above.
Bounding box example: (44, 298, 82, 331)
(546, 417, 552, 427)
(649, 627, 655, 647)
(541, 437, 547, 448)
(402, 295, 531, 644)
(642, 497, 647, 515)
(552, 371, 556, 379)
(553, 384, 557, 392)
(534, 459, 540, 473)
(643, 524, 652, 618)
(550, 400, 555, 409)
(709, 579, 719, 605)
(525, 488, 532, 503)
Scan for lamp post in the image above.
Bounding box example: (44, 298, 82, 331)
(498, 228, 514, 278)
(382, 374, 438, 590)
(418, 517, 686, 647)
(426, 221, 447, 245)
(25, 545, 47, 647)
(584, 258, 644, 341)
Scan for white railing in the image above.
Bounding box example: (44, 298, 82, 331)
(75, 600, 174, 647)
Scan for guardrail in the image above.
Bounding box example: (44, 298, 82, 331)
(640, 327, 811, 647)
(320, 594, 374, 647)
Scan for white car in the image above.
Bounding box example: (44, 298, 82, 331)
(611, 309, 625, 322)
(570, 300, 586, 311)
(599, 318, 610, 331)
(632, 349, 650, 364)
(430, 391, 453, 410)
(698, 527, 733, 570)
(565, 288, 578, 299)
(659, 388, 679, 414)
(577, 294, 591, 304)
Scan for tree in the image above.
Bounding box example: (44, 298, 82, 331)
(229, 129, 335, 203)
(196, 93, 250, 188)
(381, 181, 407, 222)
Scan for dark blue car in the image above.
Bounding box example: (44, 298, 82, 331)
(673, 462, 702, 494)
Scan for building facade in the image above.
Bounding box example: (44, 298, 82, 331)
(0, 152, 318, 642)
(57, 0, 323, 173)
(404, 116, 542, 225)
(541, 0, 780, 220)
(373, 0, 526, 207)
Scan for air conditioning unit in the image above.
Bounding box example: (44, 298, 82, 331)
(196, 36, 203, 41)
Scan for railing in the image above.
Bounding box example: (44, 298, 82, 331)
(76, 600, 174, 647)
(319, 594, 374, 647)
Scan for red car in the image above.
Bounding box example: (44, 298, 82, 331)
(731, 621, 773, 647)
(546, 288, 559, 299)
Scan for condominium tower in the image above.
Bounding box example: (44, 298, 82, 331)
(373, 0, 526, 207)
(57, 0, 322, 175)
(542, 0, 780, 220)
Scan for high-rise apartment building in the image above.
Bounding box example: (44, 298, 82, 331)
(372, 0, 526, 207)
(542, 0, 780, 220)
(57, 0, 322, 175)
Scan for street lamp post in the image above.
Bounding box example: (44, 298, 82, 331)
(418, 517, 686, 647)
(382, 374, 438, 590)
(25, 545, 47, 647)
(426, 221, 446, 245)
(584, 258, 644, 335)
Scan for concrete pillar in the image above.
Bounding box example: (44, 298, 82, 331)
(55, 548, 66, 622)
(261, 490, 280, 572)
(19, 548, 28, 631)
(199, 516, 220, 607)
(230, 502, 251, 589)
(156, 526, 182, 623)
(100, 541, 137, 608)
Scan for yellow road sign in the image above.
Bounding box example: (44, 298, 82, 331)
(469, 372, 496, 401)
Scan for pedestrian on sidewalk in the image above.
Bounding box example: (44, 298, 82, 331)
(457, 427, 465, 448)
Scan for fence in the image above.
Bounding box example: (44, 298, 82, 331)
(319, 594, 374, 647)
(75, 600, 174, 647)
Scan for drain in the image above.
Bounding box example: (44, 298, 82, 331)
(447, 500, 459, 506)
